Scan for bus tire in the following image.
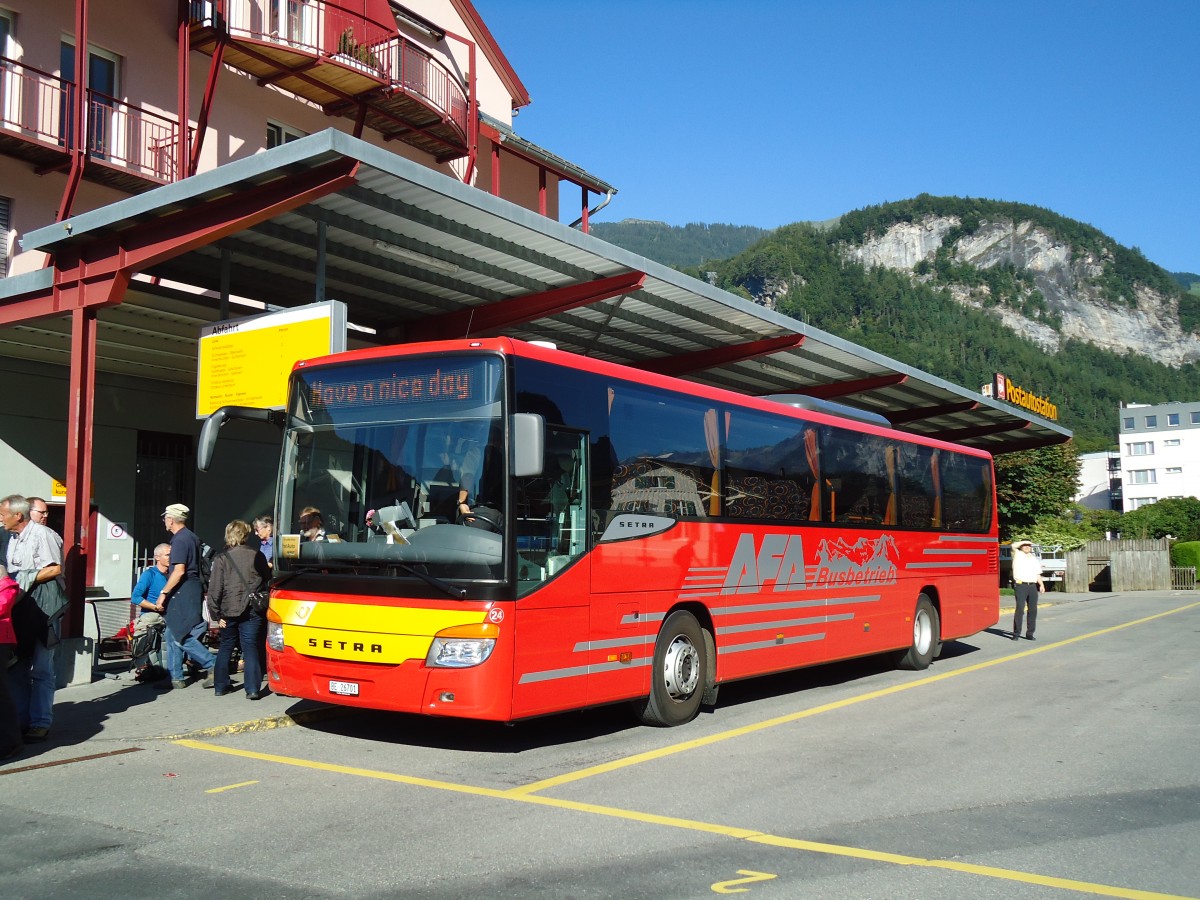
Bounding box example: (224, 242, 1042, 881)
(895, 594, 940, 670)
(634, 610, 707, 727)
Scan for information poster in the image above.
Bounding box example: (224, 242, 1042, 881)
(196, 300, 347, 417)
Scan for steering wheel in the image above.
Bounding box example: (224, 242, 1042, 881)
(457, 507, 502, 533)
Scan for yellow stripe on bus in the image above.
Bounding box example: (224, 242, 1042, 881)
(272, 596, 484, 632)
(271, 597, 487, 665)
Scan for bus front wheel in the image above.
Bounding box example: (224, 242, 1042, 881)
(634, 610, 707, 727)
(895, 594, 941, 670)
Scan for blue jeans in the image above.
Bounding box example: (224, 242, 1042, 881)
(215, 613, 263, 694)
(165, 620, 215, 681)
(8, 622, 58, 729)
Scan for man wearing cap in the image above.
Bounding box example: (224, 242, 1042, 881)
(1010, 539, 1043, 641)
(158, 504, 215, 689)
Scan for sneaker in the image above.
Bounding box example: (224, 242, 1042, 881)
(202, 671, 215, 690)
(171, 679, 187, 690)
(24, 727, 49, 743)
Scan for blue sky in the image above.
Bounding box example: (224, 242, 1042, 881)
(484, 1, 1198, 273)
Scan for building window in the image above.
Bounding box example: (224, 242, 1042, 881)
(1127, 469, 1156, 485)
(1145, 415, 1157, 428)
(1122, 416, 1134, 430)
(1192, 412, 1200, 425)
(1167, 413, 1180, 426)
(267, 122, 306, 148)
(1127, 442, 1154, 456)
(1165, 467, 1182, 475)
(1129, 497, 1157, 509)
(1164, 439, 1180, 447)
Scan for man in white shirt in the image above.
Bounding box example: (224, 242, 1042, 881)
(1010, 539, 1044, 641)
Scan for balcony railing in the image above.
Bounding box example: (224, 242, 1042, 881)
(194, 0, 468, 145)
(0, 55, 182, 184)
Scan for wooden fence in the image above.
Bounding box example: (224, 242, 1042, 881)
(1063, 538, 1176, 592)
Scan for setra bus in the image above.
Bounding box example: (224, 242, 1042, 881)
(200, 338, 999, 726)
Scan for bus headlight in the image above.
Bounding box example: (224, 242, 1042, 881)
(266, 621, 285, 652)
(426, 623, 499, 668)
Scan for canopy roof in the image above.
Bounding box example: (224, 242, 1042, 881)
(13, 129, 1069, 454)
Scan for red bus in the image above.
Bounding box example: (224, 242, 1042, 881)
(202, 338, 998, 726)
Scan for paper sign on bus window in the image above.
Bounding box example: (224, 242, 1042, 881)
(196, 300, 347, 418)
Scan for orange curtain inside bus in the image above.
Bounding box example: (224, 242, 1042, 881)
(805, 428, 821, 521)
(931, 449, 942, 527)
(884, 445, 897, 526)
(980, 461, 992, 530)
(703, 408, 721, 516)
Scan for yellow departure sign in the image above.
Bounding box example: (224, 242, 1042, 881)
(196, 301, 347, 417)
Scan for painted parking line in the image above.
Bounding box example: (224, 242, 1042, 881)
(175, 737, 1197, 900)
(509, 600, 1200, 797)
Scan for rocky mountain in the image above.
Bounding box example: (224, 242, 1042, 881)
(842, 212, 1200, 366)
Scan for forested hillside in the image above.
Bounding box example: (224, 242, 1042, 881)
(589, 220, 772, 268)
(593, 201, 1200, 452)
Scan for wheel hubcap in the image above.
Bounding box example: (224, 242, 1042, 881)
(663, 634, 700, 700)
(913, 609, 932, 654)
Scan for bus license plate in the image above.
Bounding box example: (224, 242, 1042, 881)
(329, 680, 360, 696)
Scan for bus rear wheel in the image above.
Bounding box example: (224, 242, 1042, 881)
(634, 610, 707, 727)
(895, 594, 941, 670)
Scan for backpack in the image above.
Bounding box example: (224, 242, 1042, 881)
(198, 540, 215, 595)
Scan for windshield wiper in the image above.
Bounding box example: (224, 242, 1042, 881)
(394, 562, 467, 599)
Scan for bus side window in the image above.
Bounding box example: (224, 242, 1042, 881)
(607, 385, 718, 519)
(724, 411, 815, 522)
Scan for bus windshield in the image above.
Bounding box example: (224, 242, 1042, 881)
(276, 354, 506, 582)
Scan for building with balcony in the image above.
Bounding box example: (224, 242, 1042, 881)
(1117, 400, 1200, 512)
(1, 0, 614, 277)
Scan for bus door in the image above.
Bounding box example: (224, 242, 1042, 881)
(511, 427, 592, 717)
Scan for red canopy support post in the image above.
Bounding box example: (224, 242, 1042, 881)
(61, 304, 98, 640)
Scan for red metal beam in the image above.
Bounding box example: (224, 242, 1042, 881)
(57, 0, 90, 221)
(189, 30, 227, 177)
(934, 420, 1032, 442)
(176, 1, 190, 179)
(0, 158, 359, 331)
(637, 334, 806, 377)
(798, 373, 909, 399)
(987, 432, 1072, 453)
(886, 399, 980, 425)
(406, 271, 646, 342)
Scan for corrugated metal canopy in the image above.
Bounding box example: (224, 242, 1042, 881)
(15, 129, 1069, 454)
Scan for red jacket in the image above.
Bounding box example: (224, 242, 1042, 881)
(0, 576, 18, 645)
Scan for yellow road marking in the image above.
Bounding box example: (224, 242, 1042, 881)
(205, 780, 259, 793)
(712, 869, 777, 893)
(508, 600, 1200, 796)
(175, 738, 1197, 900)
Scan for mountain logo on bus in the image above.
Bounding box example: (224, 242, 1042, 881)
(814, 535, 899, 587)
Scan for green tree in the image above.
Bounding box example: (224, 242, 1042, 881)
(1118, 497, 1200, 541)
(994, 443, 1080, 538)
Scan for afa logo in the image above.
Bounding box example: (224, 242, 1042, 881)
(699, 532, 900, 596)
(720, 533, 808, 594)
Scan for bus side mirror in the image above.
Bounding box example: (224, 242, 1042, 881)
(511, 413, 544, 478)
(198, 406, 285, 472)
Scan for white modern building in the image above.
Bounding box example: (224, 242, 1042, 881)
(1075, 450, 1120, 511)
(1117, 401, 1200, 512)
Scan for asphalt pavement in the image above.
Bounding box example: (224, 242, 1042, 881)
(2, 590, 1089, 770)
